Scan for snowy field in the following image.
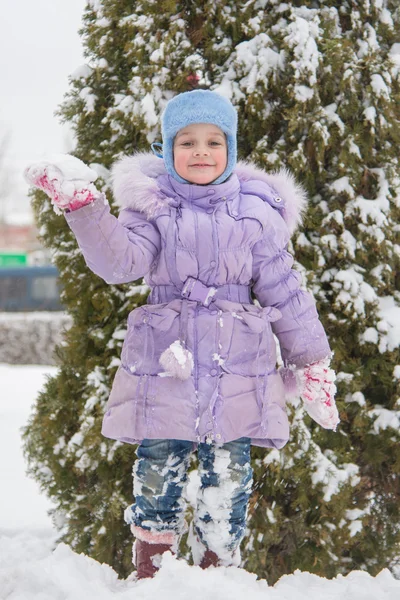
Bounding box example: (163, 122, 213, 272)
(1, 362, 399, 599)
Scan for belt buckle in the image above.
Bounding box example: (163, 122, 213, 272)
(181, 277, 216, 307)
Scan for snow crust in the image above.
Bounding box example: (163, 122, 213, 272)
(1, 544, 400, 600)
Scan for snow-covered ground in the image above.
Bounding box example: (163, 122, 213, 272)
(1, 362, 399, 599)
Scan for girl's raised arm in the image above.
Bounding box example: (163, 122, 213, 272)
(24, 155, 161, 284)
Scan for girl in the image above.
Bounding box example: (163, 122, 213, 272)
(25, 90, 339, 579)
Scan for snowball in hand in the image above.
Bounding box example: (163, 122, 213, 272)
(24, 154, 100, 212)
(24, 154, 98, 186)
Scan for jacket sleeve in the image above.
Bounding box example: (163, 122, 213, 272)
(251, 205, 330, 368)
(64, 195, 161, 284)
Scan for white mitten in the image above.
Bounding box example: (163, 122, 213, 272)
(24, 154, 101, 214)
(281, 357, 340, 431)
(298, 357, 339, 430)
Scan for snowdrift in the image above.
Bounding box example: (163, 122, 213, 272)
(1, 537, 399, 600)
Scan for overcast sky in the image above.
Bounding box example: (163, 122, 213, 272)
(1, 0, 87, 221)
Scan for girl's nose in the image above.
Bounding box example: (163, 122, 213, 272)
(194, 146, 210, 156)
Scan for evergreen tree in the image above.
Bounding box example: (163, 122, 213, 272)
(23, 0, 400, 581)
(220, 0, 400, 581)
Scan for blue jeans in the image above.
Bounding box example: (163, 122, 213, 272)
(124, 438, 252, 557)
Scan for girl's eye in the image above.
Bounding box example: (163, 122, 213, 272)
(179, 140, 222, 147)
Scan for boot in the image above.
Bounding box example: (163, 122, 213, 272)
(134, 538, 175, 579)
(131, 524, 178, 579)
(199, 547, 220, 569)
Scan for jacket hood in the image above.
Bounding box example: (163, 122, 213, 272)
(111, 152, 308, 234)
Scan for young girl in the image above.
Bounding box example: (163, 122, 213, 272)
(25, 90, 339, 579)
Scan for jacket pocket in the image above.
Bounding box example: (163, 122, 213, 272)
(121, 304, 181, 375)
(221, 304, 281, 377)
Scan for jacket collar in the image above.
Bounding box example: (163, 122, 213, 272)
(156, 173, 241, 210)
(111, 152, 307, 234)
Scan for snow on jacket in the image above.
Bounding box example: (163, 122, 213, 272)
(65, 153, 331, 449)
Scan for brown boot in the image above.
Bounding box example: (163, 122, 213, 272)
(134, 539, 175, 579)
(199, 547, 220, 569)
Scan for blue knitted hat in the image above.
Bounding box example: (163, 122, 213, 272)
(154, 90, 237, 185)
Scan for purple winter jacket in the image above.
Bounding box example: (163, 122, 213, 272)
(65, 153, 330, 449)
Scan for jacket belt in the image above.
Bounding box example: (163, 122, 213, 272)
(148, 278, 252, 306)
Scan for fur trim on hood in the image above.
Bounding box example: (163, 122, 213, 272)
(235, 161, 308, 235)
(111, 152, 308, 234)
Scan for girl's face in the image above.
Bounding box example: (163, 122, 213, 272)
(173, 123, 227, 185)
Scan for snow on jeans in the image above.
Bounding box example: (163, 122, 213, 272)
(124, 437, 253, 562)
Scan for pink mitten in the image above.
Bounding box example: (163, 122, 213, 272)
(298, 357, 339, 430)
(24, 154, 101, 214)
